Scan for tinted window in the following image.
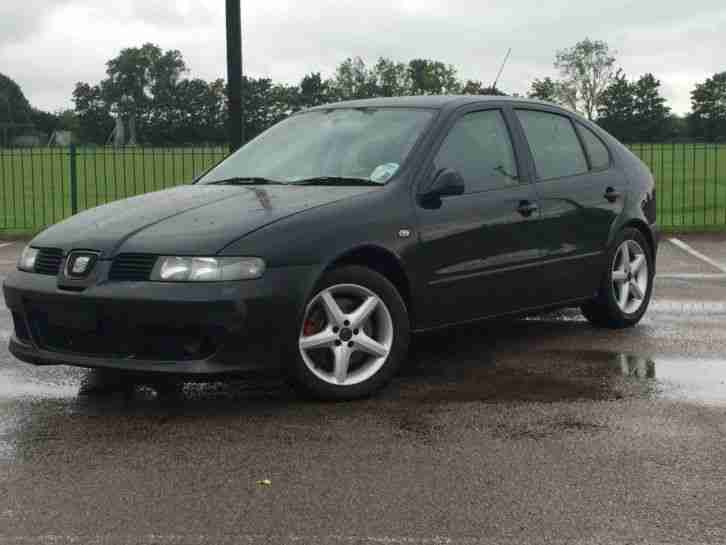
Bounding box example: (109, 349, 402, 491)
(578, 124, 611, 170)
(433, 110, 518, 194)
(516, 110, 588, 180)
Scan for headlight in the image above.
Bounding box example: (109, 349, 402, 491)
(18, 246, 39, 272)
(151, 257, 265, 282)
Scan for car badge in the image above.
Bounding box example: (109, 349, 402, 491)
(65, 252, 98, 278)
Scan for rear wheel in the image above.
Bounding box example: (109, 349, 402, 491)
(581, 228, 654, 329)
(290, 266, 410, 400)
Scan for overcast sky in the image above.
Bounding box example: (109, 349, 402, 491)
(1, 0, 725, 115)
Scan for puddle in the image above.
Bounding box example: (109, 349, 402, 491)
(618, 353, 726, 406)
(399, 347, 726, 406)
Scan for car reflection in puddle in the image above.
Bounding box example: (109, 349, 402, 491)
(617, 352, 726, 406)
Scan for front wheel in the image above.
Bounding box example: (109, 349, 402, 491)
(290, 266, 410, 400)
(581, 228, 654, 329)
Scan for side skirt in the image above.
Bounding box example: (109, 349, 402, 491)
(411, 295, 594, 334)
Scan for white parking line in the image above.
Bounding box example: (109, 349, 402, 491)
(657, 273, 726, 280)
(669, 237, 726, 274)
(0, 243, 14, 249)
(0, 534, 482, 545)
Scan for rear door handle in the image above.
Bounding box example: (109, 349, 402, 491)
(604, 187, 621, 202)
(517, 200, 539, 217)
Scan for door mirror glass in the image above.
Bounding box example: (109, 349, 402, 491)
(423, 168, 466, 199)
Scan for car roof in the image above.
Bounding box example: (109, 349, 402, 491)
(305, 95, 572, 113)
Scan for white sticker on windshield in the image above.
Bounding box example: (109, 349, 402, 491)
(370, 163, 400, 184)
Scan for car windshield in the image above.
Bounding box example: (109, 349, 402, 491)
(198, 108, 435, 186)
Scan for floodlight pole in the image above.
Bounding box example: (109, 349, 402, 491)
(226, 0, 244, 151)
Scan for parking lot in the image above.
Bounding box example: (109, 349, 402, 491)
(1, 235, 725, 544)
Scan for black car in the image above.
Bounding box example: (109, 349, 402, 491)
(3, 96, 658, 400)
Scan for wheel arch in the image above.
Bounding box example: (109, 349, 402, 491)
(321, 245, 413, 316)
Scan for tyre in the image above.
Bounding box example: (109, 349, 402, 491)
(290, 265, 410, 400)
(581, 227, 654, 329)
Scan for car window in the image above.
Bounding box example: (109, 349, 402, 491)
(199, 108, 435, 185)
(578, 123, 611, 171)
(433, 110, 519, 194)
(515, 110, 588, 180)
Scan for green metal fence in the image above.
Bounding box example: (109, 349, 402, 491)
(628, 143, 726, 230)
(0, 145, 228, 233)
(0, 143, 725, 233)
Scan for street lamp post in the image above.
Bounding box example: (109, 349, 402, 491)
(226, 0, 244, 151)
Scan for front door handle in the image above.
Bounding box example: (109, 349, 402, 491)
(604, 187, 621, 202)
(517, 200, 539, 217)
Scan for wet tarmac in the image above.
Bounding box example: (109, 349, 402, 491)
(1, 238, 726, 544)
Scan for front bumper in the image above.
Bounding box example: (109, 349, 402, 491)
(3, 265, 319, 376)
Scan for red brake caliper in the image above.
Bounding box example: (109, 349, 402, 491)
(303, 319, 317, 337)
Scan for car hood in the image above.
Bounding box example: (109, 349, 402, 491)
(31, 184, 379, 257)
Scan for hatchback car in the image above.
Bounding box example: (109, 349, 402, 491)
(4, 96, 658, 400)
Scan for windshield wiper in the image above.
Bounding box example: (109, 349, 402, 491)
(208, 177, 287, 186)
(291, 176, 383, 187)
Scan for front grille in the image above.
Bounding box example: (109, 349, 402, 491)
(27, 310, 218, 361)
(109, 254, 158, 281)
(34, 248, 64, 276)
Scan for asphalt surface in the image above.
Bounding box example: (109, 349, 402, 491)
(1, 236, 726, 545)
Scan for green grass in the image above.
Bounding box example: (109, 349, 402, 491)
(627, 143, 726, 229)
(1, 143, 725, 234)
(0, 146, 228, 232)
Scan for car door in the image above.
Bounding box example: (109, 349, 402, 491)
(512, 108, 626, 303)
(411, 106, 546, 329)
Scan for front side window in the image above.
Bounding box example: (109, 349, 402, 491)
(515, 110, 588, 180)
(433, 110, 519, 194)
(199, 108, 435, 185)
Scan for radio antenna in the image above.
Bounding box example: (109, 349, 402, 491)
(491, 48, 512, 92)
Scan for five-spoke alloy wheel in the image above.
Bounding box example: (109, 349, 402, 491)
(299, 284, 394, 387)
(290, 266, 410, 400)
(611, 239, 649, 315)
(582, 227, 654, 329)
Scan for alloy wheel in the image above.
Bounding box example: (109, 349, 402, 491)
(299, 284, 394, 386)
(611, 239, 649, 315)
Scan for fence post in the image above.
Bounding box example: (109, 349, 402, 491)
(69, 143, 78, 215)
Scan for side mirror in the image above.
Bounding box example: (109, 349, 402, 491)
(421, 169, 465, 200)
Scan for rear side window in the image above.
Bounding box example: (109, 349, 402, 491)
(578, 124, 611, 171)
(515, 110, 588, 180)
(433, 110, 519, 194)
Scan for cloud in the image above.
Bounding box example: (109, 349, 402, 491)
(0, 0, 724, 115)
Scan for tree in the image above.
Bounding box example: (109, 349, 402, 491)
(597, 70, 635, 141)
(461, 80, 506, 96)
(73, 82, 114, 144)
(238, 76, 294, 140)
(528, 77, 559, 103)
(293, 73, 331, 109)
(328, 57, 378, 101)
(373, 58, 411, 97)
(29, 109, 60, 137)
(598, 71, 672, 142)
(75, 44, 227, 144)
(153, 78, 225, 144)
(0, 72, 32, 124)
(101, 43, 187, 129)
(555, 38, 617, 120)
(690, 71, 726, 140)
(407, 59, 461, 95)
(632, 73, 670, 141)
(326, 56, 464, 101)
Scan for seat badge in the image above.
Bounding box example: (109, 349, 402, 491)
(65, 252, 99, 278)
